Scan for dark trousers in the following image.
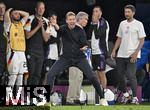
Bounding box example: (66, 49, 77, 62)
(26, 53, 44, 85)
(40, 59, 56, 85)
(116, 58, 137, 97)
(0, 51, 6, 75)
(47, 57, 104, 98)
(0, 51, 7, 85)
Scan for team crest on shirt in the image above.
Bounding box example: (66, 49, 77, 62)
(125, 26, 129, 34)
(14, 33, 18, 37)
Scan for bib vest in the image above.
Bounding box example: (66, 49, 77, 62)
(9, 22, 26, 51)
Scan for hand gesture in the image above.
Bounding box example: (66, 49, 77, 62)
(38, 19, 44, 27)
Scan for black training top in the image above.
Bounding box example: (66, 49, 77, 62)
(0, 20, 7, 52)
(58, 24, 87, 59)
(87, 17, 108, 55)
(26, 16, 48, 57)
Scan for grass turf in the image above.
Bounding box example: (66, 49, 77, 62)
(0, 105, 150, 110)
(50, 105, 150, 110)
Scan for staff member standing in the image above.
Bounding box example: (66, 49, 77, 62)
(111, 5, 146, 104)
(0, 2, 7, 85)
(25, 1, 49, 85)
(41, 12, 59, 84)
(87, 6, 109, 105)
(88, 6, 109, 90)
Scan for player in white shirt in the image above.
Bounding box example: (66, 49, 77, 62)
(88, 6, 109, 105)
(111, 5, 146, 104)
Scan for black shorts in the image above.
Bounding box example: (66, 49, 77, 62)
(92, 54, 106, 71)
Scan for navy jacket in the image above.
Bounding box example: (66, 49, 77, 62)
(87, 17, 108, 55)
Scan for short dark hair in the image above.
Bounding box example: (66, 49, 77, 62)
(124, 5, 136, 12)
(9, 8, 17, 15)
(36, 1, 45, 8)
(93, 5, 102, 11)
(48, 11, 57, 18)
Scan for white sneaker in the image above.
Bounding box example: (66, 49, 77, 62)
(36, 101, 47, 106)
(95, 103, 100, 106)
(100, 98, 109, 106)
(131, 97, 139, 105)
(36, 101, 52, 106)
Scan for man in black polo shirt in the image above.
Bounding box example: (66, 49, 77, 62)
(24, 1, 49, 85)
(0, 2, 7, 85)
(46, 12, 108, 106)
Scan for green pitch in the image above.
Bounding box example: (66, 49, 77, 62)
(0, 105, 150, 110)
(50, 105, 150, 110)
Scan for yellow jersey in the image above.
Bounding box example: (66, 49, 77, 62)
(9, 22, 26, 51)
